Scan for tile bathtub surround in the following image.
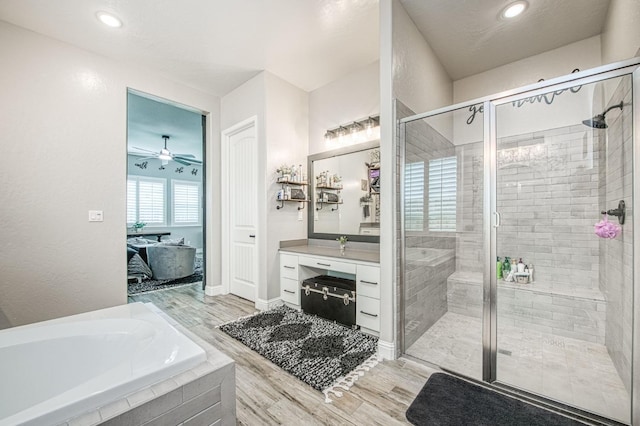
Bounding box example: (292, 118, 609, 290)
(62, 311, 236, 426)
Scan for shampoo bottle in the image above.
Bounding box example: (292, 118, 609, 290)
(503, 257, 511, 274)
(517, 258, 525, 273)
(497, 257, 503, 279)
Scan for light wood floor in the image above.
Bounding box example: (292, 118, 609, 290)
(129, 283, 437, 425)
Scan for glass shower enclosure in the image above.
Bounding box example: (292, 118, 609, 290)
(400, 59, 639, 424)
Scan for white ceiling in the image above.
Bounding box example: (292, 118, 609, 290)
(0, 0, 616, 154)
(0, 0, 379, 156)
(399, 0, 611, 80)
(0, 0, 380, 96)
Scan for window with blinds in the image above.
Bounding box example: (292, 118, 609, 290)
(428, 156, 457, 232)
(126, 179, 137, 224)
(405, 161, 425, 231)
(127, 176, 166, 225)
(172, 180, 201, 225)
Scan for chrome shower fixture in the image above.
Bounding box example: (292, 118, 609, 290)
(582, 101, 623, 129)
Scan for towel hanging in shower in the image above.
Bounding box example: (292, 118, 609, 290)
(594, 214, 621, 239)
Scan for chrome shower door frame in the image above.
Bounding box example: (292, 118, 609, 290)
(487, 61, 639, 425)
(399, 57, 640, 424)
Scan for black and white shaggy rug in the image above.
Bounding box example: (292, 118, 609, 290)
(219, 305, 378, 402)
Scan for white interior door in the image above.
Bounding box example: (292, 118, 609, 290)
(226, 120, 257, 301)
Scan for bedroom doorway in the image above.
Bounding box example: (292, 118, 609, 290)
(125, 90, 207, 298)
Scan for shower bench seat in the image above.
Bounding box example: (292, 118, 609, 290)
(447, 271, 606, 344)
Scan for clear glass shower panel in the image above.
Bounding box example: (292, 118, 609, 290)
(403, 104, 485, 380)
(494, 75, 633, 423)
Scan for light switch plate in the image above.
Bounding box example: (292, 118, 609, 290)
(88, 210, 104, 222)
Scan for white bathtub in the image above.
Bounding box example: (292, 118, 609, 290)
(0, 302, 206, 426)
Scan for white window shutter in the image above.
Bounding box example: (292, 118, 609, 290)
(428, 157, 457, 232)
(137, 178, 166, 224)
(173, 181, 201, 224)
(405, 162, 425, 231)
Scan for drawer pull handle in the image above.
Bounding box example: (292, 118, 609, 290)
(283, 289, 295, 294)
(360, 280, 378, 285)
(360, 310, 378, 318)
(283, 265, 295, 269)
(317, 262, 331, 267)
(249, 234, 256, 238)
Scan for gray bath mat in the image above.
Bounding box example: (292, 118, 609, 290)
(406, 373, 584, 426)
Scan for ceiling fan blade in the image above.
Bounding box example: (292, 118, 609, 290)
(173, 157, 192, 166)
(135, 156, 157, 161)
(174, 153, 196, 158)
(131, 146, 158, 154)
(174, 156, 202, 165)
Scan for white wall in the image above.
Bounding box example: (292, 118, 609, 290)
(378, 0, 395, 359)
(308, 61, 380, 155)
(454, 36, 603, 103)
(0, 22, 221, 328)
(392, 0, 453, 115)
(264, 72, 309, 301)
(601, 0, 640, 66)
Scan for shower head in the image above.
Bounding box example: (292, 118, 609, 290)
(582, 101, 623, 129)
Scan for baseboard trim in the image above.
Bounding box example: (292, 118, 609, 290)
(255, 297, 282, 311)
(378, 339, 396, 360)
(205, 285, 223, 296)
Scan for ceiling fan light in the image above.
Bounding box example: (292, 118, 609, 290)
(158, 149, 172, 161)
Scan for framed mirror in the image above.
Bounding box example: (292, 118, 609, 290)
(308, 141, 380, 243)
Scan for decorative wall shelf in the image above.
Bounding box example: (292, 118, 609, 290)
(276, 180, 308, 210)
(316, 184, 341, 211)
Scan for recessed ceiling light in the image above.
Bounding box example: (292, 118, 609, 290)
(501, 1, 528, 19)
(96, 11, 122, 28)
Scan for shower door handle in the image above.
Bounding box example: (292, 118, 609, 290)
(493, 212, 501, 228)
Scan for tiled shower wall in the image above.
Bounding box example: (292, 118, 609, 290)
(495, 128, 601, 290)
(401, 101, 456, 348)
(455, 141, 483, 273)
(599, 75, 634, 392)
(455, 124, 603, 291)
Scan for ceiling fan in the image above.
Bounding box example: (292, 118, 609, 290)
(130, 135, 202, 166)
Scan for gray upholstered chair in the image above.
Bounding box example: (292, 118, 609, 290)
(146, 244, 196, 280)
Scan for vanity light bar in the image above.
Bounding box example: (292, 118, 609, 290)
(325, 115, 380, 142)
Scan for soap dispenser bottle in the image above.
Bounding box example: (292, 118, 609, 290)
(517, 258, 525, 273)
(497, 257, 503, 279)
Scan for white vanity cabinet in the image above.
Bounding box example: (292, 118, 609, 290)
(279, 253, 300, 306)
(279, 250, 380, 335)
(355, 264, 381, 333)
